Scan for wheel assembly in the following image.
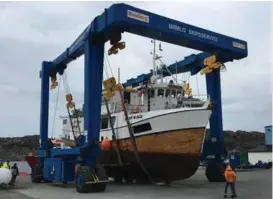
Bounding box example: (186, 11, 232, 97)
(205, 161, 225, 182)
(75, 164, 108, 193)
(92, 164, 108, 192)
(31, 163, 43, 183)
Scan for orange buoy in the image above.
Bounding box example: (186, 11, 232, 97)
(101, 137, 112, 150)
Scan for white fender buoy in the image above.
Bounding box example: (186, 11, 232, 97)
(0, 168, 12, 184)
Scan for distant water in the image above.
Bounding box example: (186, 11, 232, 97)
(9, 161, 31, 174)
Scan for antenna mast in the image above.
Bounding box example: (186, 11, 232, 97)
(151, 39, 157, 76)
(150, 39, 164, 83)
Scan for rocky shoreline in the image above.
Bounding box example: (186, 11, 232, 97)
(0, 130, 266, 161)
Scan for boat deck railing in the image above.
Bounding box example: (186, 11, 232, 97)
(111, 94, 210, 114)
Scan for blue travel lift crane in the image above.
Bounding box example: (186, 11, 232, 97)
(33, 3, 248, 192)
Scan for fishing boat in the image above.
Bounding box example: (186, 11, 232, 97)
(59, 40, 212, 183)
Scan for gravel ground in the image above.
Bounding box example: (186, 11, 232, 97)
(0, 168, 271, 199)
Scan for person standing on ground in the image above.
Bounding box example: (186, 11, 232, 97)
(223, 165, 237, 198)
(10, 163, 19, 185)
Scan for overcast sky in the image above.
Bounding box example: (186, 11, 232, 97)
(0, 1, 272, 137)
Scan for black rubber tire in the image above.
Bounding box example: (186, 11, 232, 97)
(266, 162, 272, 169)
(75, 164, 107, 193)
(31, 176, 41, 183)
(31, 164, 43, 183)
(75, 165, 93, 193)
(92, 164, 107, 192)
(205, 162, 225, 182)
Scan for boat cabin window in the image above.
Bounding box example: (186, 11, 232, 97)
(63, 119, 67, 125)
(101, 117, 108, 129)
(124, 91, 131, 104)
(171, 90, 176, 98)
(133, 123, 152, 134)
(165, 89, 170, 97)
(64, 134, 71, 140)
(157, 89, 164, 97)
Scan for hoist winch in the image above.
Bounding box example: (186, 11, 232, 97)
(200, 55, 223, 75)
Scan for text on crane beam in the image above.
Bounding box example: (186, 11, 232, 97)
(126, 9, 246, 50)
(169, 24, 218, 43)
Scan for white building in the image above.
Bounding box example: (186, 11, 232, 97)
(248, 125, 272, 165)
(248, 145, 272, 165)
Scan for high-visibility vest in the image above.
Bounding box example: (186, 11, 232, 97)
(2, 162, 9, 169)
(224, 168, 236, 183)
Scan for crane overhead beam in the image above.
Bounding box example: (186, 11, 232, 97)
(50, 3, 247, 76)
(123, 52, 213, 88)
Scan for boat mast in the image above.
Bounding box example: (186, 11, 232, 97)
(151, 39, 164, 83)
(151, 39, 157, 76)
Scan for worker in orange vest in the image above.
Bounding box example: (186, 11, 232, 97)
(223, 165, 237, 198)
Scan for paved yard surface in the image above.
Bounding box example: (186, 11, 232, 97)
(0, 168, 271, 199)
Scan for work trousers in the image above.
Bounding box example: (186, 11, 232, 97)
(10, 175, 17, 184)
(224, 182, 237, 195)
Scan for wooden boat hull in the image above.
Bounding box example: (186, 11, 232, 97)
(99, 127, 206, 182)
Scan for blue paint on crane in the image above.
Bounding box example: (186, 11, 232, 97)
(51, 3, 247, 74)
(38, 3, 248, 184)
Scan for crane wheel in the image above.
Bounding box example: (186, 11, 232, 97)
(92, 164, 108, 192)
(205, 161, 225, 182)
(75, 164, 108, 193)
(31, 164, 43, 183)
(75, 165, 93, 193)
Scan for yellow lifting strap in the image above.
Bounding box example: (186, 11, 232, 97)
(200, 55, 222, 75)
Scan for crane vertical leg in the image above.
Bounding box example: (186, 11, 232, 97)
(84, 40, 104, 162)
(204, 69, 226, 182)
(33, 61, 52, 184)
(74, 39, 108, 193)
(206, 69, 224, 159)
(39, 61, 51, 150)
